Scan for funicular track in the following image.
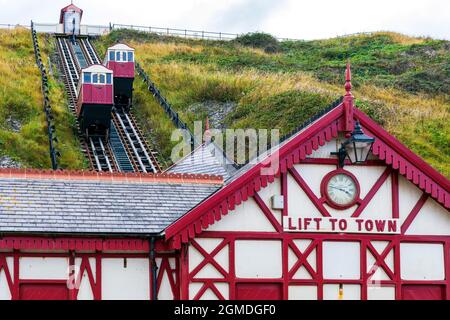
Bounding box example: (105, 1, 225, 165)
(55, 35, 117, 172)
(55, 35, 161, 173)
(83, 37, 161, 173)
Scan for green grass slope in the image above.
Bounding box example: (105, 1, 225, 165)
(0, 28, 86, 169)
(96, 30, 449, 177)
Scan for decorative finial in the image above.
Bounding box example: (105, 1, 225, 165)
(345, 62, 352, 96)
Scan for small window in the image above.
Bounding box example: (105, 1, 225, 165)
(100, 74, 106, 84)
(109, 51, 115, 61)
(83, 72, 91, 83)
(128, 52, 134, 62)
(122, 52, 127, 62)
(116, 51, 121, 61)
(106, 73, 112, 84)
(93, 73, 99, 84)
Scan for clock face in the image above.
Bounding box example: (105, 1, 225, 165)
(324, 172, 359, 209)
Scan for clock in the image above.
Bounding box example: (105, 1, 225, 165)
(321, 170, 360, 209)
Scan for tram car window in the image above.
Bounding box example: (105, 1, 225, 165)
(104, 44, 135, 107)
(76, 65, 114, 136)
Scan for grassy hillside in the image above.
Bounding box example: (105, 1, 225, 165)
(96, 30, 449, 177)
(0, 28, 86, 169)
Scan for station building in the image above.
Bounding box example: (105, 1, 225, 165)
(0, 67, 448, 300)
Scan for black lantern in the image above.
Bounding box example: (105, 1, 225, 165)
(332, 121, 375, 167)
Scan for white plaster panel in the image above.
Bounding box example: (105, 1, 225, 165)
(257, 177, 282, 225)
(214, 245, 229, 273)
(323, 242, 360, 280)
(77, 269, 94, 300)
(215, 283, 229, 300)
(324, 204, 358, 219)
(345, 166, 387, 199)
(287, 173, 322, 219)
(358, 174, 392, 220)
(293, 266, 312, 279)
(294, 164, 336, 198)
(101, 258, 150, 300)
(400, 243, 445, 281)
(0, 269, 11, 300)
(323, 284, 361, 300)
(158, 271, 174, 300)
(195, 264, 224, 279)
(199, 288, 219, 300)
(398, 175, 423, 225)
(235, 240, 282, 278)
(367, 286, 396, 300)
(208, 198, 275, 232)
(189, 282, 203, 299)
(19, 257, 69, 280)
(406, 198, 450, 236)
(196, 238, 223, 254)
(189, 245, 204, 273)
(288, 285, 317, 300)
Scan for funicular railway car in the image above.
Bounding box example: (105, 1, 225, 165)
(76, 65, 114, 136)
(104, 44, 135, 107)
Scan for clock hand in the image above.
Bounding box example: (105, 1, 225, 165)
(330, 186, 352, 196)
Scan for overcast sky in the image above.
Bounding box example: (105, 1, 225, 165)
(1, 0, 449, 40)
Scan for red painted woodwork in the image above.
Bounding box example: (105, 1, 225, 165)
(236, 283, 282, 300)
(402, 285, 445, 300)
(321, 169, 361, 210)
(20, 283, 69, 300)
(82, 84, 113, 105)
(107, 61, 134, 78)
(0, 237, 152, 252)
(186, 232, 449, 301)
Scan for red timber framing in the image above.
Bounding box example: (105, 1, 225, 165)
(0, 237, 180, 300)
(185, 232, 449, 300)
(180, 173, 449, 299)
(165, 74, 450, 300)
(165, 101, 449, 249)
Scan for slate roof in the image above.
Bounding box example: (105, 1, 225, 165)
(0, 173, 220, 235)
(168, 142, 237, 180)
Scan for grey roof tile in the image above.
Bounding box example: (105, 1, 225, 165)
(0, 178, 220, 235)
(168, 143, 237, 179)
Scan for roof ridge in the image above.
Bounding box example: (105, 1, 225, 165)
(0, 169, 223, 185)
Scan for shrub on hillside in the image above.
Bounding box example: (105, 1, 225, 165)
(234, 32, 281, 53)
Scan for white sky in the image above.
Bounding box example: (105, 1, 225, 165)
(1, 0, 449, 40)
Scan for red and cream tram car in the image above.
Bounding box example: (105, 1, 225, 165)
(104, 44, 135, 106)
(76, 64, 114, 136)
